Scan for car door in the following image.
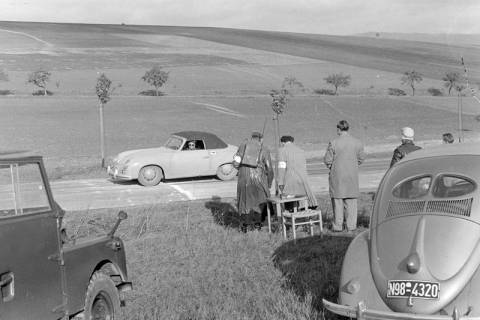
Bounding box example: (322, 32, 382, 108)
(170, 140, 210, 177)
(0, 160, 64, 320)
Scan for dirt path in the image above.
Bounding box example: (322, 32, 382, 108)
(52, 169, 386, 211)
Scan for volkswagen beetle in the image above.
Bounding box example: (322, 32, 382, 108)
(323, 143, 480, 320)
(107, 131, 238, 186)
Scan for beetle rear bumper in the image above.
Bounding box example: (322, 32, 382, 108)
(322, 299, 480, 320)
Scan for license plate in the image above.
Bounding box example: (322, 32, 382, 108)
(387, 280, 439, 299)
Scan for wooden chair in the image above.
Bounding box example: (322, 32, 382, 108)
(281, 198, 323, 241)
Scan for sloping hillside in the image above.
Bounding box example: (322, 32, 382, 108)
(0, 21, 478, 81)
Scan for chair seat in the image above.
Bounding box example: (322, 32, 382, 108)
(283, 209, 321, 219)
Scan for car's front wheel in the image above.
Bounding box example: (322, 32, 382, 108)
(216, 163, 238, 181)
(83, 272, 120, 320)
(138, 165, 163, 186)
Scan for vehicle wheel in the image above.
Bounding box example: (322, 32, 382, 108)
(138, 165, 163, 186)
(83, 272, 120, 320)
(216, 163, 238, 181)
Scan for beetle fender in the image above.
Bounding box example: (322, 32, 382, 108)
(339, 230, 389, 311)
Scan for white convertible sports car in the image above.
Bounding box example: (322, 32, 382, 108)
(107, 131, 238, 186)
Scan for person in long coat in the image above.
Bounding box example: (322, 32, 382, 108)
(324, 120, 365, 232)
(233, 132, 274, 231)
(277, 135, 317, 208)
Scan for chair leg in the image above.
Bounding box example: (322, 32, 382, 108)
(319, 212, 323, 233)
(282, 214, 287, 240)
(292, 216, 296, 240)
(310, 218, 314, 236)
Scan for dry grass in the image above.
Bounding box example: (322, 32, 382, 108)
(64, 194, 373, 319)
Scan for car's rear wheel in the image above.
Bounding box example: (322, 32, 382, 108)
(138, 165, 163, 186)
(216, 163, 238, 181)
(83, 272, 120, 320)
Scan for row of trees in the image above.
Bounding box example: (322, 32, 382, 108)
(0, 67, 170, 96)
(323, 70, 470, 96)
(400, 70, 468, 96)
(1, 66, 471, 98)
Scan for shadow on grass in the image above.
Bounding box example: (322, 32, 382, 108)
(138, 89, 166, 96)
(32, 90, 54, 96)
(0, 90, 14, 95)
(204, 196, 241, 229)
(272, 234, 353, 319)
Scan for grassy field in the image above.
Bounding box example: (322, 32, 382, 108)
(65, 193, 373, 319)
(1, 94, 479, 180)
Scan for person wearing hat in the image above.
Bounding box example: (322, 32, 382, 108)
(233, 131, 274, 232)
(389, 127, 422, 167)
(324, 120, 365, 232)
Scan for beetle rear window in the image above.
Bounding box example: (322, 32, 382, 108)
(432, 175, 476, 198)
(392, 176, 431, 199)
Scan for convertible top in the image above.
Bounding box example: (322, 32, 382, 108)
(173, 131, 228, 149)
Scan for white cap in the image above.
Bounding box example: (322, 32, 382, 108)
(401, 127, 414, 140)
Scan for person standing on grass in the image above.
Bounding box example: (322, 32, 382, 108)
(324, 120, 365, 232)
(277, 135, 317, 210)
(390, 127, 421, 167)
(233, 131, 274, 232)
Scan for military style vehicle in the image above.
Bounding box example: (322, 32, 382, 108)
(323, 143, 480, 320)
(0, 153, 131, 319)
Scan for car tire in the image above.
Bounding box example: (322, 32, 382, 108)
(83, 271, 120, 320)
(138, 165, 163, 186)
(216, 163, 238, 181)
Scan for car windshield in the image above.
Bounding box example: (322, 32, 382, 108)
(0, 162, 51, 217)
(165, 136, 183, 150)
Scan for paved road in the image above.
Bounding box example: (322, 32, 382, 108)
(52, 158, 390, 211)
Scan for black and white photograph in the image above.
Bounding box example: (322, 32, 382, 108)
(0, 1, 479, 319)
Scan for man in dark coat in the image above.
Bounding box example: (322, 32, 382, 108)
(324, 120, 365, 232)
(233, 132, 274, 232)
(390, 127, 421, 167)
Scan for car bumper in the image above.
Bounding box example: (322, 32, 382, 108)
(107, 165, 132, 181)
(322, 299, 480, 320)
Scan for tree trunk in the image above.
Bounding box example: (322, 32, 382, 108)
(43, 86, 47, 96)
(273, 113, 280, 195)
(411, 84, 415, 96)
(99, 103, 106, 167)
(155, 87, 159, 96)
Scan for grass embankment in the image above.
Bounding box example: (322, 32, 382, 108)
(65, 194, 373, 319)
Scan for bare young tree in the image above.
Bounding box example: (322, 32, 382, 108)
(442, 71, 461, 95)
(142, 66, 169, 96)
(324, 73, 351, 95)
(401, 70, 423, 96)
(270, 76, 304, 193)
(95, 73, 121, 167)
(27, 70, 51, 96)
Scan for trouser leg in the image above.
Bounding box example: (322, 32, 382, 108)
(332, 198, 344, 231)
(344, 198, 358, 231)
